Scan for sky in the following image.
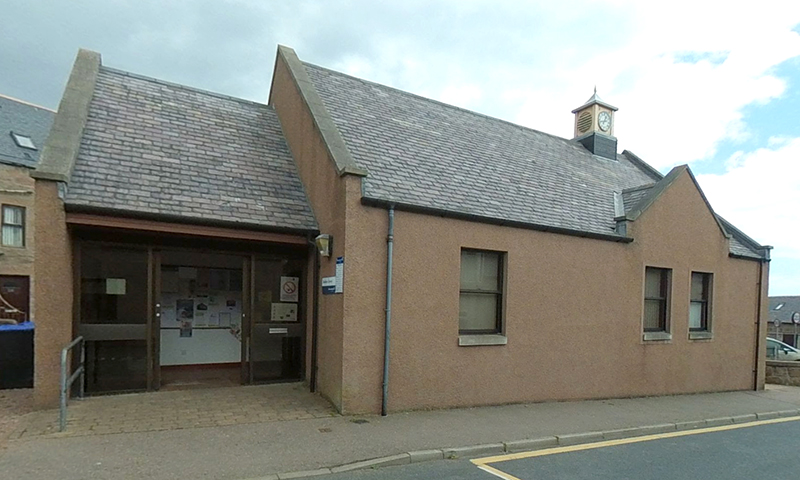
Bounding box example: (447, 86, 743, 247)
(1, 1, 798, 295)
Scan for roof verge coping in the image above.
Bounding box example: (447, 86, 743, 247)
(274, 45, 367, 178)
(32, 48, 101, 183)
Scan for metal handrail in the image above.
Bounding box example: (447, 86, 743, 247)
(59, 336, 85, 432)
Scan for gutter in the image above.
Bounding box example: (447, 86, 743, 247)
(754, 259, 765, 390)
(381, 205, 395, 416)
(361, 197, 632, 244)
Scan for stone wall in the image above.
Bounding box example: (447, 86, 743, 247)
(766, 360, 800, 386)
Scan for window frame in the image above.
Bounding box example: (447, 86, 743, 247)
(643, 266, 671, 335)
(1, 204, 26, 248)
(458, 248, 505, 336)
(689, 271, 713, 333)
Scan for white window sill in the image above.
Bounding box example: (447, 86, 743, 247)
(643, 332, 672, 342)
(458, 334, 508, 347)
(689, 331, 713, 340)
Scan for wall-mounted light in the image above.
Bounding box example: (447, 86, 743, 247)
(315, 234, 333, 257)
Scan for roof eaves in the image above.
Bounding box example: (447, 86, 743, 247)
(719, 215, 771, 260)
(273, 45, 367, 178)
(31, 49, 101, 184)
(64, 203, 320, 236)
(362, 196, 633, 244)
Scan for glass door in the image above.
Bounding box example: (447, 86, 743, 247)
(244, 256, 304, 383)
(78, 243, 153, 394)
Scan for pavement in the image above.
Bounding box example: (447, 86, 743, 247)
(2, 384, 800, 479)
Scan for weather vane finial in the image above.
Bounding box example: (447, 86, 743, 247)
(594, 85, 597, 95)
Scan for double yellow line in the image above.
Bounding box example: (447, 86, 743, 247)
(470, 416, 800, 480)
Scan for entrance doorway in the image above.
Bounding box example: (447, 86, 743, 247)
(76, 239, 308, 395)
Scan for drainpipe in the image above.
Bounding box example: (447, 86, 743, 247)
(381, 205, 395, 416)
(310, 243, 321, 393)
(754, 259, 764, 390)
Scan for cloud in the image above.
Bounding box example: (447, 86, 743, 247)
(1, 0, 798, 293)
(697, 137, 800, 289)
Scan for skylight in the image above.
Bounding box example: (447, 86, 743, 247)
(10, 132, 36, 150)
(775, 303, 785, 310)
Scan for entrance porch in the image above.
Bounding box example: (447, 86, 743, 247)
(69, 217, 317, 396)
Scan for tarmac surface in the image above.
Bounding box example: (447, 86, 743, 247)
(2, 384, 800, 479)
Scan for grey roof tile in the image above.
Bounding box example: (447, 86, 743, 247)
(304, 63, 656, 238)
(0, 95, 55, 168)
(622, 184, 655, 213)
(304, 62, 766, 258)
(770, 296, 800, 324)
(66, 68, 317, 232)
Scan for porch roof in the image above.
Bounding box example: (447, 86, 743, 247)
(65, 67, 318, 232)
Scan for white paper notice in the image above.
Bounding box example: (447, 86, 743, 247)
(335, 256, 344, 294)
(280, 276, 300, 302)
(271, 303, 298, 322)
(106, 278, 126, 295)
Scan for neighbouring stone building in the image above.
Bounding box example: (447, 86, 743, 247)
(0, 94, 55, 324)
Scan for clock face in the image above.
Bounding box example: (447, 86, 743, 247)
(598, 111, 612, 132)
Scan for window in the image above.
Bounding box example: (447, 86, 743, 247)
(689, 272, 712, 331)
(459, 249, 503, 335)
(643, 267, 671, 333)
(10, 132, 36, 150)
(1, 205, 25, 247)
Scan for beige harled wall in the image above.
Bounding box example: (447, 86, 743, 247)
(338, 169, 765, 413)
(32, 181, 73, 408)
(270, 52, 348, 410)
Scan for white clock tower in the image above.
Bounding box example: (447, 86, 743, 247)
(571, 89, 619, 160)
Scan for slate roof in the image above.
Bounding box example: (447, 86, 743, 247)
(621, 184, 654, 213)
(305, 63, 658, 239)
(769, 296, 800, 324)
(0, 95, 55, 168)
(66, 67, 317, 232)
(303, 62, 767, 257)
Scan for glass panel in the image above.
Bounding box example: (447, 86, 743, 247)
(253, 260, 284, 323)
(691, 273, 706, 300)
(460, 250, 499, 291)
(85, 340, 147, 393)
(3, 206, 23, 225)
(477, 253, 499, 291)
(460, 251, 481, 290)
(644, 268, 663, 298)
(81, 246, 148, 324)
(2, 225, 23, 247)
(643, 299, 664, 331)
(689, 302, 704, 329)
(80, 245, 149, 394)
(459, 293, 498, 332)
(249, 258, 304, 383)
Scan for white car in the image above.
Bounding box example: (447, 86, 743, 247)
(766, 337, 800, 361)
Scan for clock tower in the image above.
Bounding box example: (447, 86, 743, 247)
(571, 88, 618, 160)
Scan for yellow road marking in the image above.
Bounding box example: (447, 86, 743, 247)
(476, 463, 524, 480)
(472, 415, 800, 467)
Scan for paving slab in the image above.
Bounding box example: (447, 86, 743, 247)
(2, 384, 800, 480)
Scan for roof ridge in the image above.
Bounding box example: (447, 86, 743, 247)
(302, 61, 589, 151)
(100, 66, 271, 110)
(0, 93, 57, 113)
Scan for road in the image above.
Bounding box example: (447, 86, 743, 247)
(322, 417, 800, 480)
